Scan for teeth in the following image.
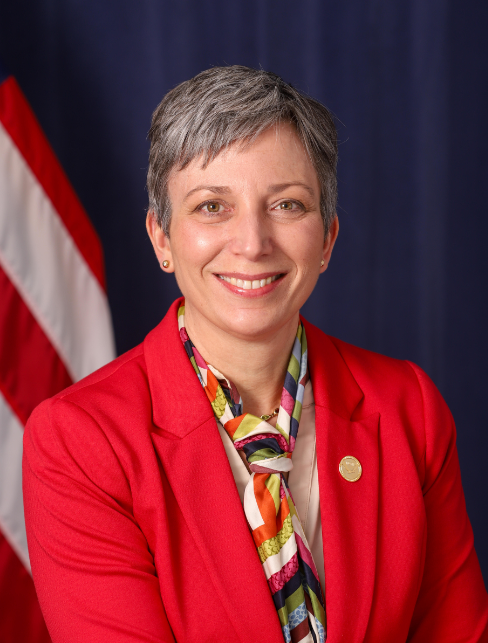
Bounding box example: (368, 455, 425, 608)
(219, 274, 281, 289)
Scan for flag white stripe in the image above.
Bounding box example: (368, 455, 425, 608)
(0, 122, 115, 382)
(0, 393, 30, 572)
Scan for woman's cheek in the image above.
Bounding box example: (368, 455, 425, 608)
(172, 221, 220, 268)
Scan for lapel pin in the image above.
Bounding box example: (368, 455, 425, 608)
(339, 456, 362, 482)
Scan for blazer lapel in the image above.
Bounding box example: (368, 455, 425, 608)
(145, 300, 284, 642)
(305, 320, 379, 643)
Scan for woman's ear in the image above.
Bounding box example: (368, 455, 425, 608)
(320, 215, 339, 273)
(146, 211, 174, 272)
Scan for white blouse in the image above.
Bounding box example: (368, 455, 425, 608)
(216, 380, 325, 592)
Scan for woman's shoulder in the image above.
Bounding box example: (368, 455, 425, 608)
(25, 342, 153, 454)
(329, 333, 447, 417)
(50, 342, 148, 408)
(329, 334, 426, 392)
(305, 320, 454, 459)
(305, 318, 443, 407)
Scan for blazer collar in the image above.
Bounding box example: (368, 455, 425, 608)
(302, 317, 364, 420)
(144, 298, 215, 438)
(144, 301, 366, 437)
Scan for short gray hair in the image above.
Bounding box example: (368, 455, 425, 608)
(147, 65, 338, 235)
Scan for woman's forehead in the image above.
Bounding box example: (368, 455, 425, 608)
(168, 124, 320, 201)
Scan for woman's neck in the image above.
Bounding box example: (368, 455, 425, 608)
(184, 306, 300, 417)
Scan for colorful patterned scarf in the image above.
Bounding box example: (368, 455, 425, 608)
(178, 302, 326, 643)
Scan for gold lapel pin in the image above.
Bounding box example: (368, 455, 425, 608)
(339, 456, 362, 482)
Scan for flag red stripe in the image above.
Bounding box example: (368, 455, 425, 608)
(0, 531, 51, 643)
(0, 77, 106, 291)
(0, 264, 73, 426)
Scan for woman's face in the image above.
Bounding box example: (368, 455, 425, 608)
(147, 123, 338, 342)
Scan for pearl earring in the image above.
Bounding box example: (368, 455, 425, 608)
(320, 260, 325, 267)
(162, 260, 170, 268)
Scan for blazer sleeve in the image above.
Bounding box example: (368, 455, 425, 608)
(23, 397, 176, 643)
(405, 362, 488, 642)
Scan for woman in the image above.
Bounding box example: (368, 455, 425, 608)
(23, 66, 488, 642)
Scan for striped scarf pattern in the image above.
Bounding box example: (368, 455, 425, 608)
(178, 303, 326, 643)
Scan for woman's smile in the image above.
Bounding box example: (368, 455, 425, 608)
(215, 272, 285, 296)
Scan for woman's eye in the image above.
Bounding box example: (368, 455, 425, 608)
(201, 202, 223, 214)
(275, 201, 301, 212)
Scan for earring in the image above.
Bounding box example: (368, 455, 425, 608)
(162, 260, 170, 268)
(320, 260, 325, 267)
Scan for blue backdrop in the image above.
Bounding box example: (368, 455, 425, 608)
(1, 0, 487, 581)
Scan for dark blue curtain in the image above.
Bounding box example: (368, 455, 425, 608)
(1, 0, 487, 580)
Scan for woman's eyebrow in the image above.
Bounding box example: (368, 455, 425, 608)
(184, 185, 232, 201)
(183, 182, 316, 202)
(267, 182, 315, 197)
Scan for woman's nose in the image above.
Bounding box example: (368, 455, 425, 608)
(228, 208, 272, 260)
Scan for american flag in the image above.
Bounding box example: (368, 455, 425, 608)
(0, 65, 115, 640)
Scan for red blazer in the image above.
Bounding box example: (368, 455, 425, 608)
(23, 299, 488, 642)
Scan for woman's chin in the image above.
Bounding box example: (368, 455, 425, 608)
(206, 305, 298, 343)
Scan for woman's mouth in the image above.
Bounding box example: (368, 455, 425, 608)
(214, 272, 285, 296)
(218, 274, 281, 290)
